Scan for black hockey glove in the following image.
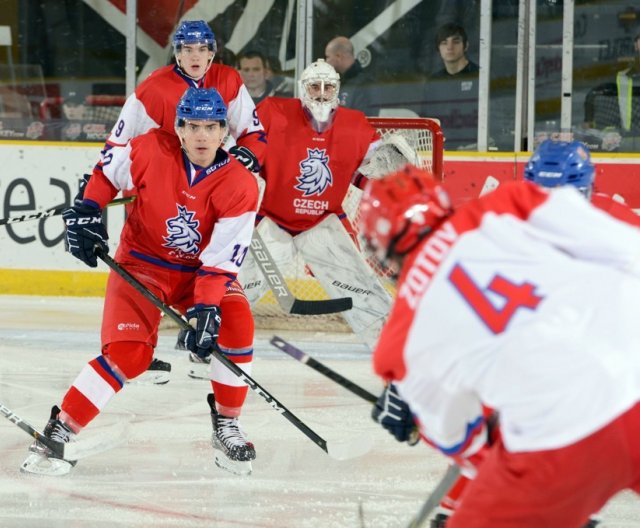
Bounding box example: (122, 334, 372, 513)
(62, 204, 109, 268)
(372, 383, 419, 445)
(181, 304, 222, 359)
(229, 145, 260, 172)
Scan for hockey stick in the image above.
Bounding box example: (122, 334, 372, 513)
(0, 401, 126, 460)
(406, 464, 461, 527)
(0, 196, 135, 226)
(250, 229, 353, 315)
(96, 248, 371, 460)
(270, 336, 378, 403)
(270, 336, 421, 443)
(271, 337, 461, 526)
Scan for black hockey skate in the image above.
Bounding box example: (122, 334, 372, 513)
(430, 512, 448, 528)
(429, 510, 601, 527)
(207, 393, 255, 476)
(21, 405, 77, 476)
(127, 357, 171, 385)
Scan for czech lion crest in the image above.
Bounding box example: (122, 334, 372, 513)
(163, 205, 202, 255)
(295, 148, 332, 196)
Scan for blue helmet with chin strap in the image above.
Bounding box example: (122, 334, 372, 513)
(173, 20, 216, 52)
(524, 139, 595, 198)
(176, 87, 227, 127)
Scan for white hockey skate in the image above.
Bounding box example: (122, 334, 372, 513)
(187, 352, 211, 380)
(207, 393, 255, 476)
(21, 406, 77, 476)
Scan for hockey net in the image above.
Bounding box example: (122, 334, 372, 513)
(252, 117, 444, 331)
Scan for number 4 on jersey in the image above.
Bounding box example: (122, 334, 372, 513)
(449, 263, 543, 334)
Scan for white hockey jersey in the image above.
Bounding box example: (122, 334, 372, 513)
(374, 181, 640, 456)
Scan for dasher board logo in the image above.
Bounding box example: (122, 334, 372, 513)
(164, 204, 202, 256)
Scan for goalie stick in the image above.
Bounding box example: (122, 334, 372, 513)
(0, 401, 125, 460)
(0, 196, 135, 226)
(250, 229, 353, 315)
(96, 248, 371, 461)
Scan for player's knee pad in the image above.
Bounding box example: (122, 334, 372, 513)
(219, 293, 254, 350)
(103, 341, 154, 380)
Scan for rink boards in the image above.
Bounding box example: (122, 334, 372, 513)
(1, 141, 640, 296)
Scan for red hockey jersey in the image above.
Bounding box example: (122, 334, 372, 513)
(105, 63, 266, 163)
(256, 97, 378, 233)
(84, 129, 258, 305)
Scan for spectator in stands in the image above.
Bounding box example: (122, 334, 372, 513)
(61, 90, 87, 122)
(431, 22, 479, 78)
(265, 55, 295, 99)
(324, 36, 372, 114)
(237, 50, 291, 105)
(58, 90, 90, 141)
(582, 32, 640, 151)
(422, 23, 480, 151)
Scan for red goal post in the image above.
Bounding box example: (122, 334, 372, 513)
(365, 117, 444, 179)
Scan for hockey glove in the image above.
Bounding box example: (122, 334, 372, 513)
(74, 173, 92, 205)
(62, 204, 109, 268)
(229, 145, 260, 172)
(372, 383, 419, 445)
(181, 304, 222, 359)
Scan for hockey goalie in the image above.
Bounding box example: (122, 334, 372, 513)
(238, 59, 420, 349)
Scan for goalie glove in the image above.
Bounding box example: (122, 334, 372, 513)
(181, 305, 222, 359)
(371, 383, 419, 445)
(62, 204, 109, 268)
(358, 133, 420, 179)
(229, 145, 260, 172)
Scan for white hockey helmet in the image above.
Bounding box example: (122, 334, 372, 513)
(299, 59, 340, 126)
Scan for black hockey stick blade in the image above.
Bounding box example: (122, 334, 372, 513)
(96, 249, 372, 460)
(270, 336, 377, 403)
(290, 296, 353, 315)
(407, 464, 461, 527)
(0, 196, 135, 226)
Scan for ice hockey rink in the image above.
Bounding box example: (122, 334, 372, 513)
(0, 295, 639, 528)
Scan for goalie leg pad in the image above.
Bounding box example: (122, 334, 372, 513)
(238, 217, 295, 305)
(294, 214, 392, 349)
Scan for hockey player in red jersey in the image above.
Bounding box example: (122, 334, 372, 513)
(370, 140, 639, 528)
(21, 88, 259, 477)
(106, 19, 265, 169)
(238, 59, 394, 348)
(360, 165, 640, 528)
(415, 140, 640, 527)
(102, 20, 266, 382)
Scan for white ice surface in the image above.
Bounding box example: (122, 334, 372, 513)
(0, 295, 638, 527)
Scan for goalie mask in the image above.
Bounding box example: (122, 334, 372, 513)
(299, 59, 340, 131)
(359, 165, 453, 267)
(524, 139, 594, 199)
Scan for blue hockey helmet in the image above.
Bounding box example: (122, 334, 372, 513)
(173, 20, 216, 52)
(176, 87, 227, 126)
(524, 139, 595, 198)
